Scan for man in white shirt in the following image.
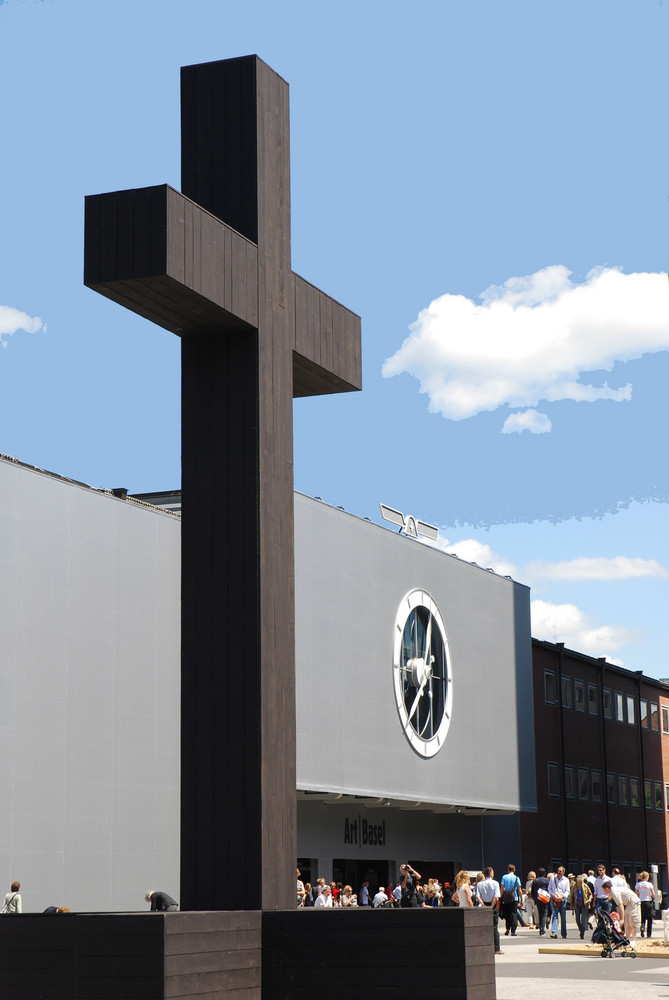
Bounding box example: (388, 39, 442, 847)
(594, 865, 612, 915)
(602, 879, 641, 950)
(314, 885, 333, 908)
(476, 867, 502, 955)
(373, 887, 388, 908)
(359, 881, 370, 907)
(547, 866, 570, 939)
(610, 868, 627, 890)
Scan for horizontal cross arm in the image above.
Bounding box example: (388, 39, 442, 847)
(292, 274, 362, 397)
(84, 185, 258, 336)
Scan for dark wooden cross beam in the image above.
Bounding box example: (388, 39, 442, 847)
(84, 55, 361, 911)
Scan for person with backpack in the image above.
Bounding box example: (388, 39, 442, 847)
(500, 864, 522, 936)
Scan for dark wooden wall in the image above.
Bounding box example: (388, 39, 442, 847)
(84, 54, 361, 913)
(262, 908, 496, 1000)
(0, 909, 494, 1000)
(179, 56, 296, 912)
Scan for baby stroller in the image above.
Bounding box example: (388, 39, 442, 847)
(592, 909, 636, 958)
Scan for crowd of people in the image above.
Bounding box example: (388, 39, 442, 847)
(297, 865, 468, 909)
(297, 863, 659, 957)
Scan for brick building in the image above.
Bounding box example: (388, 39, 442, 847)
(521, 639, 669, 891)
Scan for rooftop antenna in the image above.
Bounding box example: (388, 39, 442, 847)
(379, 503, 439, 541)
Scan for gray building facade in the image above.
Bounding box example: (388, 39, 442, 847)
(0, 456, 535, 910)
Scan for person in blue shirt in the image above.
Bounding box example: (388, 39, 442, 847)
(499, 864, 522, 936)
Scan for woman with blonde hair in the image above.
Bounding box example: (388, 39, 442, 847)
(452, 870, 474, 908)
(524, 871, 537, 927)
(569, 874, 592, 939)
(341, 884, 358, 907)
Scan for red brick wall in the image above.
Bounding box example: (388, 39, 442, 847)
(520, 641, 668, 887)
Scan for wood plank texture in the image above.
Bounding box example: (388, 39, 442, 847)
(83, 53, 361, 914)
(0, 910, 493, 1000)
(84, 186, 258, 335)
(261, 908, 496, 1000)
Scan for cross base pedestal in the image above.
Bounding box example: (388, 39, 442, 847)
(0, 908, 496, 999)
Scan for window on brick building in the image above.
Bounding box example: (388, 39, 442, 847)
(574, 679, 585, 712)
(640, 699, 648, 728)
(645, 779, 652, 809)
(564, 765, 575, 799)
(618, 775, 629, 806)
(591, 770, 602, 803)
(562, 675, 572, 710)
(603, 688, 612, 719)
(656, 781, 664, 811)
(588, 684, 598, 715)
(627, 696, 635, 726)
(665, 784, 669, 812)
(544, 670, 556, 705)
(662, 706, 669, 735)
(615, 692, 624, 723)
(578, 767, 589, 800)
(607, 772, 616, 804)
(630, 777, 640, 808)
(651, 703, 659, 731)
(547, 762, 559, 798)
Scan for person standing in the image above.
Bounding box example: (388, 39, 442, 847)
(359, 881, 370, 907)
(531, 868, 550, 936)
(594, 865, 612, 915)
(452, 871, 474, 908)
(372, 886, 388, 908)
(314, 885, 333, 908)
(524, 871, 537, 928)
(296, 868, 306, 907)
(610, 868, 627, 890)
(635, 871, 655, 938)
(1, 882, 21, 914)
(477, 867, 503, 955)
(399, 864, 421, 908)
(547, 866, 569, 939)
(500, 864, 522, 937)
(569, 874, 592, 939)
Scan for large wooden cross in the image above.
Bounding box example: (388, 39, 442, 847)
(84, 56, 361, 911)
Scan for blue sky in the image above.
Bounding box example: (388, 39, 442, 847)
(1, 0, 668, 677)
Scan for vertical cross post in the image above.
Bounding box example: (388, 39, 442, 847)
(84, 55, 361, 911)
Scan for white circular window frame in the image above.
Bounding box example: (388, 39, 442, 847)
(392, 588, 453, 759)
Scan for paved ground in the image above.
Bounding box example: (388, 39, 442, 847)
(494, 922, 669, 1000)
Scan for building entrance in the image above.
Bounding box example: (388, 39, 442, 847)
(333, 859, 389, 895)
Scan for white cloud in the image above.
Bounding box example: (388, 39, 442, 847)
(530, 598, 639, 659)
(421, 534, 519, 578)
(502, 408, 552, 434)
(382, 265, 669, 431)
(526, 556, 668, 581)
(0, 305, 46, 348)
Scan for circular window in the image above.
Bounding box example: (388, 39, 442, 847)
(392, 589, 453, 758)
